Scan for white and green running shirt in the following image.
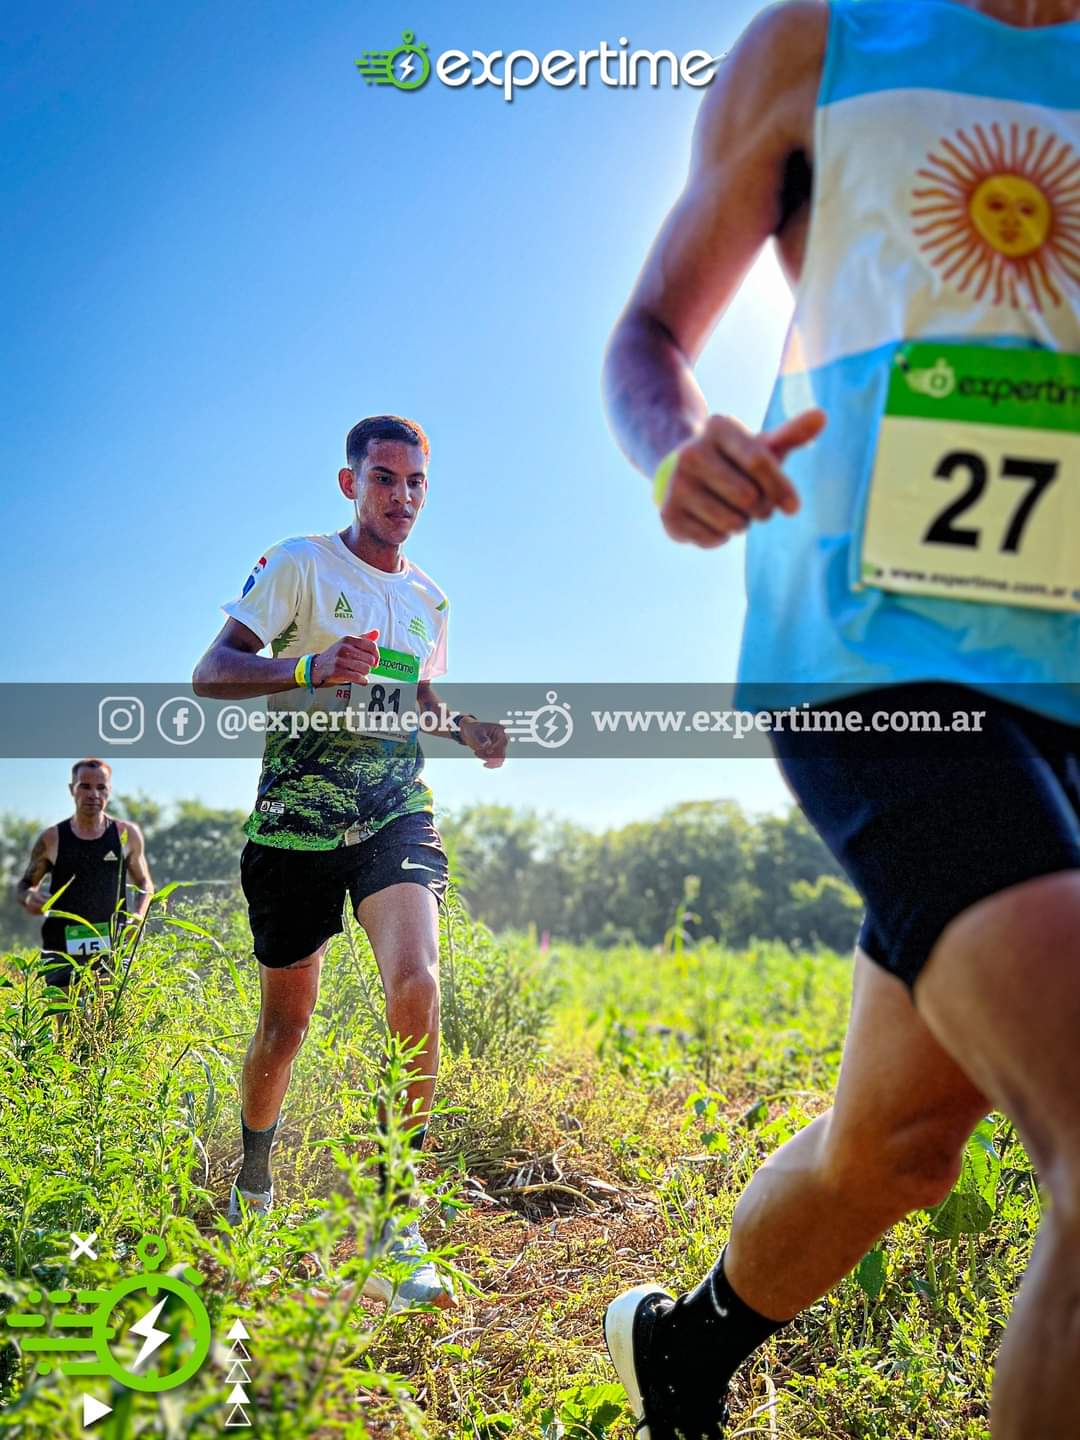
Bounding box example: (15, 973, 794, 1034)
(223, 533, 450, 850)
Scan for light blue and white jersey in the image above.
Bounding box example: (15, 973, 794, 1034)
(735, 0, 1080, 721)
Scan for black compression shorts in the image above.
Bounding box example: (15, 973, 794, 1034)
(771, 683, 1080, 989)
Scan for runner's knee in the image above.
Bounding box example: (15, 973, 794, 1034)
(938, 871, 1080, 974)
(821, 1109, 970, 1213)
(928, 874, 1080, 1178)
(385, 959, 439, 1020)
(257, 1011, 311, 1060)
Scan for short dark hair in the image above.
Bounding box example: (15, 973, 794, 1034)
(345, 415, 430, 471)
(71, 758, 112, 783)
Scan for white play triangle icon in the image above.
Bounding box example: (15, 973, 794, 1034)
(82, 1395, 112, 1427)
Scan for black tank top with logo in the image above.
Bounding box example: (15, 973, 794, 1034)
(41, 819, 129, 955)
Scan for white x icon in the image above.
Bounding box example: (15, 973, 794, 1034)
(69, 1232, 98, 1261)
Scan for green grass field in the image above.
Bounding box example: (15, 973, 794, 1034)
(0, 891, 1036, 1438)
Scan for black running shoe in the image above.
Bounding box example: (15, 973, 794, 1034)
(604, 1284, 728, 1439)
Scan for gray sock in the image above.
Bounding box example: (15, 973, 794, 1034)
(237, 1117, 278, 1192)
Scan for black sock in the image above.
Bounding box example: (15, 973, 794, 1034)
(377, 1123, 428, 1200)
(237, 1117, 278, 1192)
(649, 1248, 786, 1425)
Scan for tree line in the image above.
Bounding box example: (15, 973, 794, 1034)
(0, 796, 862, 953)
(440, 800, 861, 950)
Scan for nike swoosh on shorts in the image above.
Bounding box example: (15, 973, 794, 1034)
(400, 858, 437, 873)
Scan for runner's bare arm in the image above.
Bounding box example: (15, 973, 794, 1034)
(603, 1, 827, 546)
(192, 619, 380, 698)
(417, 683, 507, 769)
(117, 822, 154, 919)
(16, 827, 58, 914)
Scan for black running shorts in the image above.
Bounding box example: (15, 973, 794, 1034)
(39, 952, 111, 991)
(770, 683, 1080, 989)
(241, 812, 449, 969)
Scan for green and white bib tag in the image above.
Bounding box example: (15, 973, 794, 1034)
(64, 922, 110, 957)
(370, 646, 420, 684)
(361, 646, 421, 746)
(860, 342, 1080, 612)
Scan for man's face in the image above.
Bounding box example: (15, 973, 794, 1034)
(344, 440, 428, 546)
(70, 767, 111, 815)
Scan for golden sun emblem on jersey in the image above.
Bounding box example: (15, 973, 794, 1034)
(912, 123, 1080, 311)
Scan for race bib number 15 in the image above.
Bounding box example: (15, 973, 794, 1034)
(64, 923, 110, 957)
(860, 343, 1080, 612)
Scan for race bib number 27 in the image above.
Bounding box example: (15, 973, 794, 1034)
(860, 343, 1080, 612)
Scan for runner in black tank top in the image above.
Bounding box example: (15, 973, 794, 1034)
(17, 759, 154, 990)
(39, 819, 129, 983)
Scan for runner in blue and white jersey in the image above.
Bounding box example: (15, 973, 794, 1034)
(603, 2, 1080, 1434)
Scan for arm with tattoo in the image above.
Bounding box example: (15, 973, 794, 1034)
(16, 828, 57, 916)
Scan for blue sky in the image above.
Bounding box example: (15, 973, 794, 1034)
(3, 0, 796, 829)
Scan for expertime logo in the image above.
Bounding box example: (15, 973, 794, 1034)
(356, 30, 722, 102)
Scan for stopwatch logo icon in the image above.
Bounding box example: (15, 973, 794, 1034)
(5, 1232, 213, 1415)
(501, 691, 575, 750)
(901, 355, 957, 401)
(355, 32, 432, 92)
(90, 1236, 212, 1393)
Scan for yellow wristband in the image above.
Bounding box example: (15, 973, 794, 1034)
(652, 447, 681, 508)
(294, 654, 311, 689)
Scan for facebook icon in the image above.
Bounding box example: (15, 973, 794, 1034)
(155, 696, 206, 746)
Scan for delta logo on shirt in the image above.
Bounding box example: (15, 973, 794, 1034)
(241, 556, 268, 597)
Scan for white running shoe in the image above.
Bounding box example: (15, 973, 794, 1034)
(361, 1216, 455, 1312)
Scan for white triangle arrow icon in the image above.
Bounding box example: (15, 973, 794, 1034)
(82, 1395, 112, 1427)
(226, 1319, 250, 1340)
(227, 1384, 250, 1405)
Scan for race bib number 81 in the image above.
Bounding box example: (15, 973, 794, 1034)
(860, 343, 1080, 612)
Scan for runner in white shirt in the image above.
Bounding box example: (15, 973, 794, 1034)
(225, 531, 453, 852)
(193, 415, 506, 1310)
